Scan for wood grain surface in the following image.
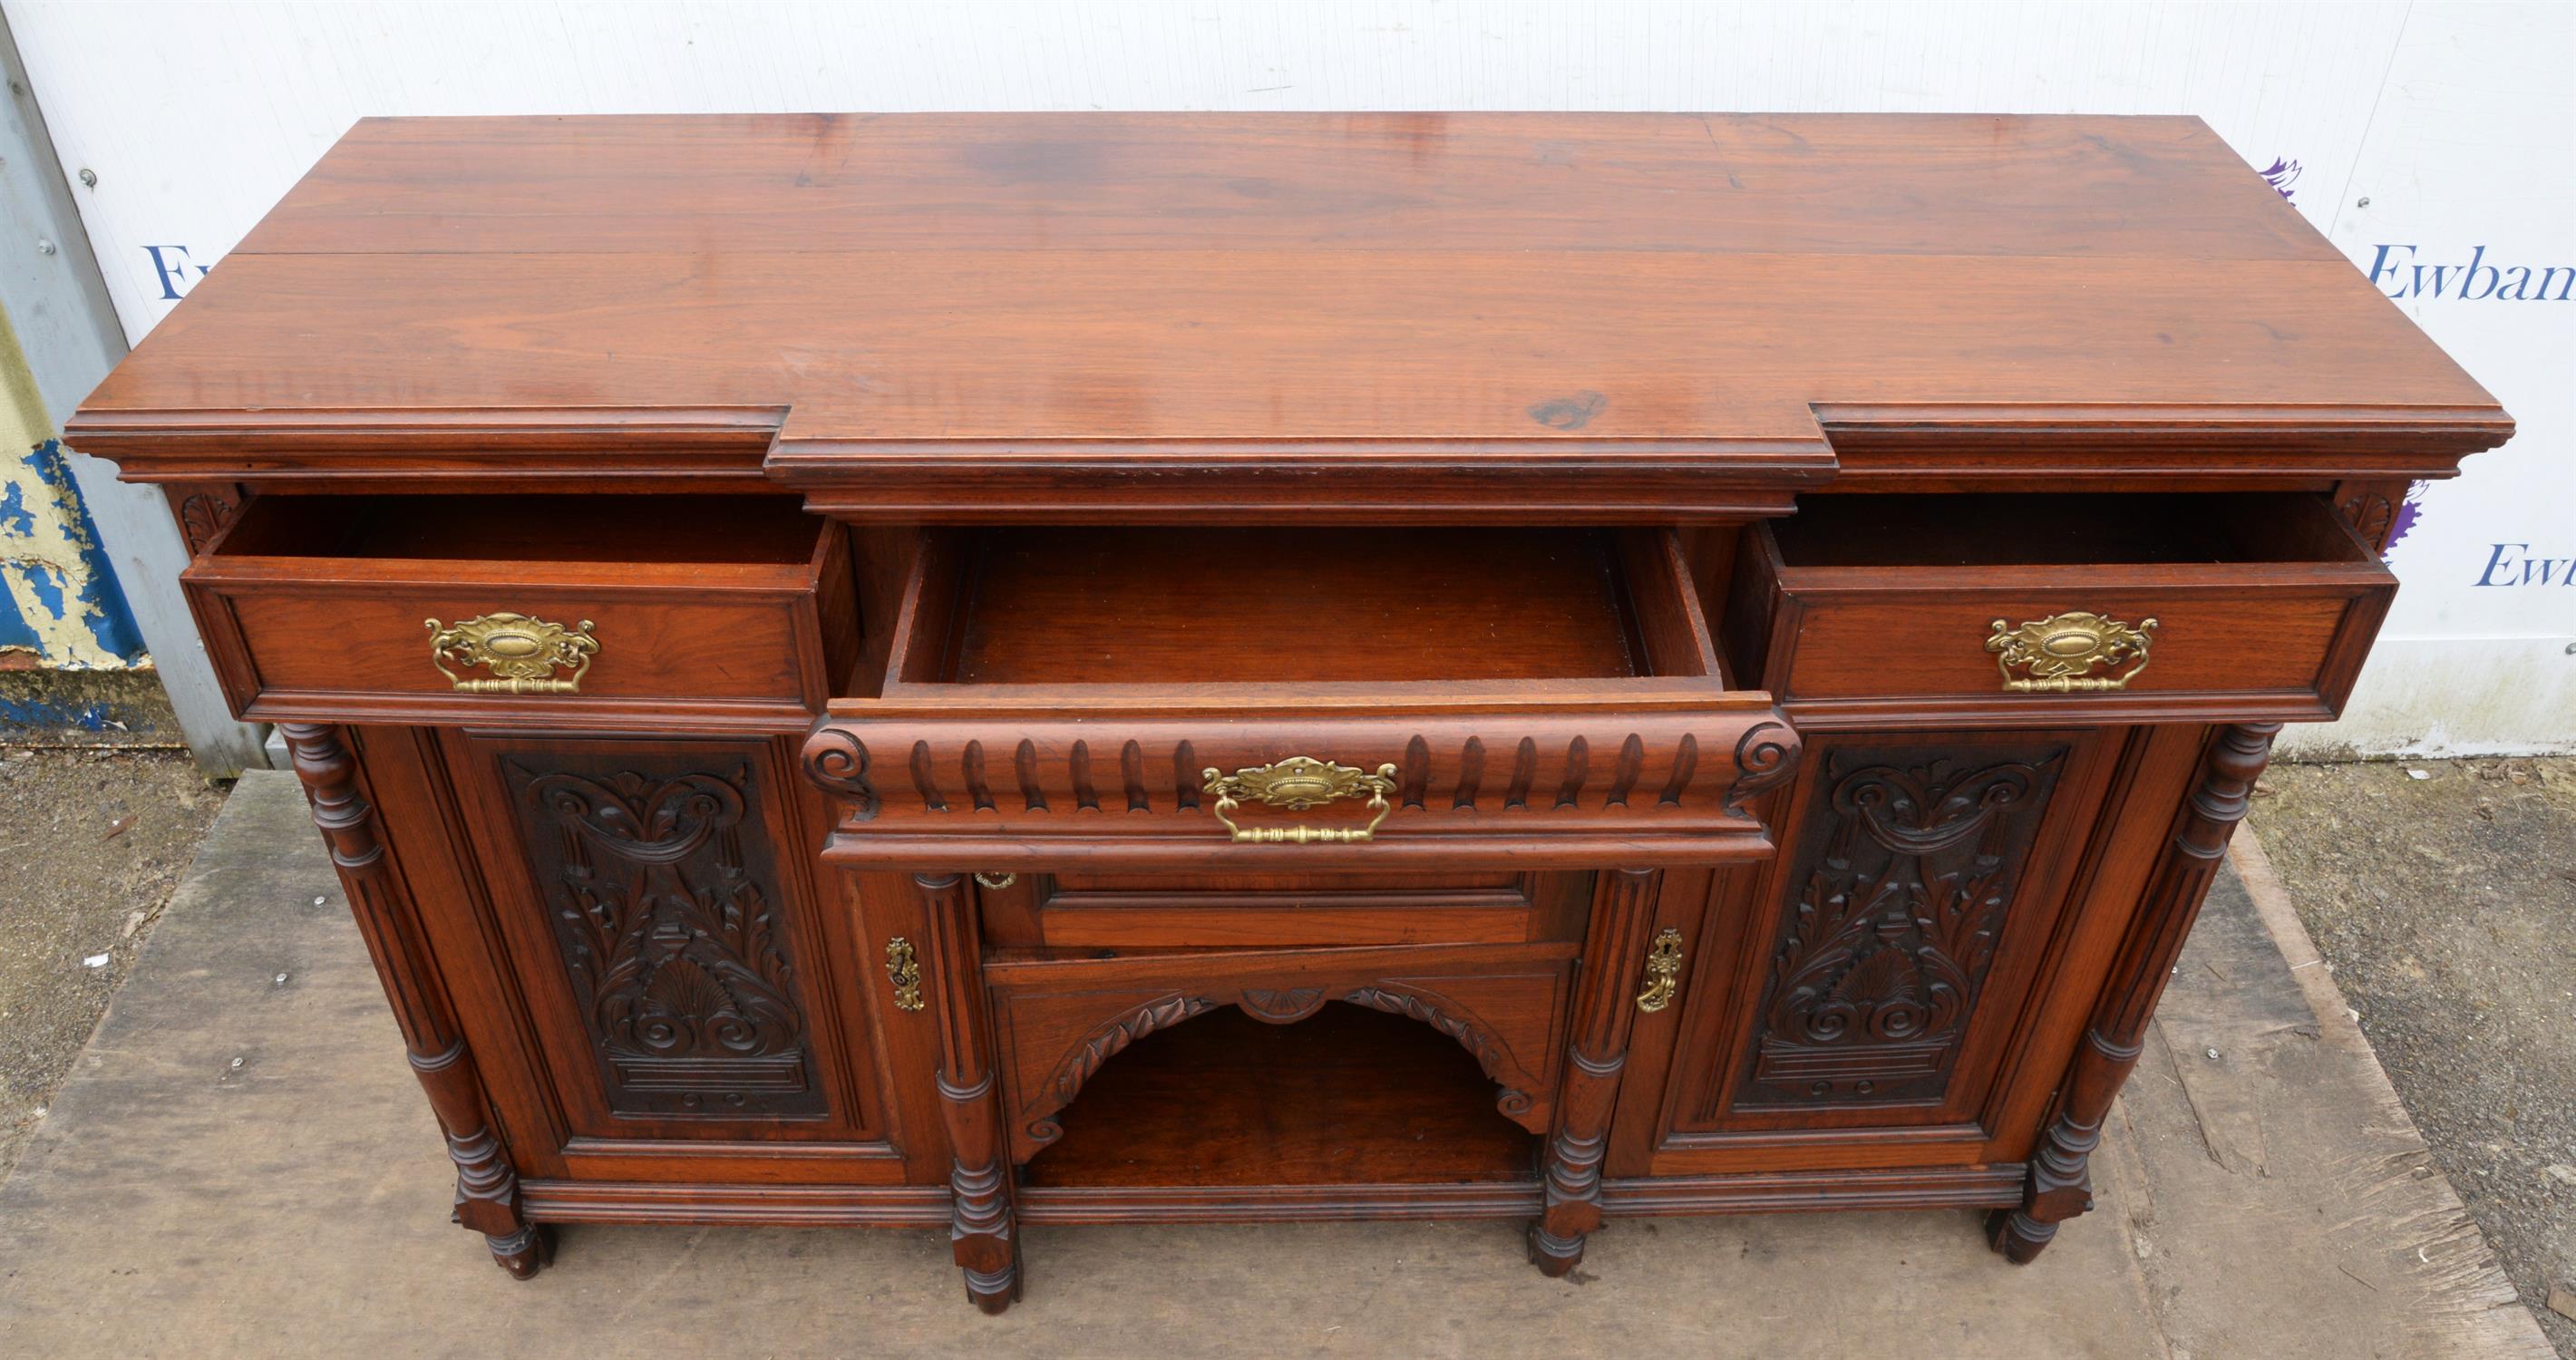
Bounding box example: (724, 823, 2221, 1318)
(69, 113, 2509, 514)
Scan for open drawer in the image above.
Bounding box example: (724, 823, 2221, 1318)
(182, 493, 857, 731)
(1721, 492, 2397, 725)
(805, 527, 1797, 869)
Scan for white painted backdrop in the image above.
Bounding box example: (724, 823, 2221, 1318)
(10, 0, 2570, 754)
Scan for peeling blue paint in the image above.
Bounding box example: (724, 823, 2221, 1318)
(1, 439, 147, 667)
(0, 590, 40, 653)
(0, 695, 124, 732)
(22, 557, 64, 614)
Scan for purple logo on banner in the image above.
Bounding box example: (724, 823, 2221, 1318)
(2385, 483, 2425, 559)
(2258, 159, 2302, 201)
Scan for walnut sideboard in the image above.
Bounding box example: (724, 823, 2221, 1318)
(69, 113, 2508, 1313)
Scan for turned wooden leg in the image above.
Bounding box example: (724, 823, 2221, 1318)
(1531, 867, 1663, 1277)
(1995, 723, 2277, 1264)
(917, 872, 1021, 1313)
(417, 1041, 554, 1277)
(283, 724, 548, 1278)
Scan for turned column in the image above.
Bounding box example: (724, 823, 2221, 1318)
(914, 872, 1020, 1313)
(1531, 866, 1665, 1276)
(1990, 723, 2280, 1263)
(279, 723, 549, 1278)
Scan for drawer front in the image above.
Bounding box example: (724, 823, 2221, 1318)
(977, 869, 1594, 948)
(980, 941, 1576, 1166)
(185, 563, 850, 732)
(805, 688, 1800, 870)
(814, 524, 1792, 869)
(1725, 498, 2399, 724)
(1774, 581, 2387, 714)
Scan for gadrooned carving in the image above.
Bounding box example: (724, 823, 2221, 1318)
(810, 724, 1766, 821)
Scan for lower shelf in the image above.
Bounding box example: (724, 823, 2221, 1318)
(1022, 1004, 1541, 1190)
(1016, 1180, 1542, 1224)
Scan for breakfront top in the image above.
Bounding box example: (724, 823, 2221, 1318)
(70, 112, 2507, 516)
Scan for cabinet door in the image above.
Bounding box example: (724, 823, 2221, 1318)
(442, 731, 909, 1177)
(1613, 728, 2123, 1173)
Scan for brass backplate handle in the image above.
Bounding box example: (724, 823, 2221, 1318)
(884, 937, 923, 1013)
(1637, 928, 1686, 1013)
(1985, 611, 2157, 693)
(425, 612, 598, 695)
(1200, 757, 1400, 845)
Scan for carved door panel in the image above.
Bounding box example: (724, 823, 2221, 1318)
(1619, 729, 2121, 1170)
(444, 733, 899, 1159)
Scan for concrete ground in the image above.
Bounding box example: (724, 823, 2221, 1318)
(0, 746, 227, 1180)
(2248, 757, 2576, 1355)
(0, 771, 2552, 1358)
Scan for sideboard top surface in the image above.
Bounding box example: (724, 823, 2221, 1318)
(73, 112, 2508, 505)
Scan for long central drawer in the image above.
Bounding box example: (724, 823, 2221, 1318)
(805, 526, 1797, 870)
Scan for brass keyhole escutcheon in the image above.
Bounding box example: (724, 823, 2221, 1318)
(1636, 928, 1686, 1013)
(884, 937, 923, 1013)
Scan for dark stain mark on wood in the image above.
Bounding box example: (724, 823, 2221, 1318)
(1528, 391, 1607, 431)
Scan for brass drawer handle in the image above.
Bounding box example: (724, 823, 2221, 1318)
(1201, 757, 1399, 844)
(425, 613, 598, 694)
(1636, 928, 1685, 1013)
(884, 937, 924, 1012)
(1985, 611, 2156, 693)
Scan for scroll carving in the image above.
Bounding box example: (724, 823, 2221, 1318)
(1342, 984, 1540, 1130)
(1737, 746, 2064, 1108)
(802, 726, 878, 817)
(510, 760, 823, 1116)
(1017, 981, 1550, 1149)
(1024, 993, 1216, 1148)
(1724, 721, 1798, 815)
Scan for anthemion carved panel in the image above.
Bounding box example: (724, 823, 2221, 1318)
(1734, 743, 2066, 1110)
(502, 754, 826, 1117)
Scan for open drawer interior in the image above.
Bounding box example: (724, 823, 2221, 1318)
(184, 492, 857, 728)
(209, 493, 830, 571)
(1764, 491, 2378, 571)
(1722, 491, 2396, 720)
(814, 526, 1793, 869)
(878, 526, 1723, 692)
